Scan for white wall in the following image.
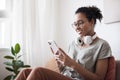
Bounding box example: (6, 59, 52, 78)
(56, 0, 120, 60)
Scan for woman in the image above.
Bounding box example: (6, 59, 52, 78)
(15, 6, 112, 80)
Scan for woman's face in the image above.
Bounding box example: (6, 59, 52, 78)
(73, 13, 94, 37)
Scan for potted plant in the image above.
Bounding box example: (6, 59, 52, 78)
(3, 43, 30, 80)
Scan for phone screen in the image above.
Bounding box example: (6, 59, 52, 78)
(48, 40, 59, 54)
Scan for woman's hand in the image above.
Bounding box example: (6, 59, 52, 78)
(55, 48, 76, 68)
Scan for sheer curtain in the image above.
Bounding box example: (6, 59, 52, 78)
(7, 0, 59, 67)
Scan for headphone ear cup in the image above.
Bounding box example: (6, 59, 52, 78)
(83, 36, 92, 45)
(75, 37, 83, 46)
(83, 33, 97, 45)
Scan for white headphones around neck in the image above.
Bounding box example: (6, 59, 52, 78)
(75, 33, 97, 46)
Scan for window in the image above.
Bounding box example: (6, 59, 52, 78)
(0, 0, 12, 48)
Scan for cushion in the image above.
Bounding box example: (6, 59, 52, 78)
(44, 57, 60, 73)
(105, 56, 116, 80)
(116, 60, 120, 80)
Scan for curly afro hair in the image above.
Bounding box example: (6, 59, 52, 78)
(75, 6, 103, 24)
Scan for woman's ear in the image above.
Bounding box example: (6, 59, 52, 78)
(91, 19, 95, 25)
(91, 19, 95, 27)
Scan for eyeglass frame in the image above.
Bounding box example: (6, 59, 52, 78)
(71, 19, 88, 29)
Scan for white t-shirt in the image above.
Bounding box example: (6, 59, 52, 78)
(61, 38, 112, 80)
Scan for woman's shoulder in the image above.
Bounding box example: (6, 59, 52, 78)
(96, 38, 111, 48)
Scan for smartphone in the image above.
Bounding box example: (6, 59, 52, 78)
(48, 40, 64, 65)
(48, 40, 59, 54)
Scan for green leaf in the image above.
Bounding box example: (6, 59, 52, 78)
(11, 47, 15, 56)
(4, 62, 13, 66)
(15, 43, 20, 54)
(4, 56, 14, 60)
(13, 60, 24, 68)
(3, 74, 14, 80)
(14, 70, 20, 76)
(5, 67, 14, 72)
(23, 65, 31, 67)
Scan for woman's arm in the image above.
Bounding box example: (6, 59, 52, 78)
(73, 58, 108, 80)
(58, 48, 108, 80)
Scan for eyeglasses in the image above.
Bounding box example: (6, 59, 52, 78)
(72, 21, 84, 29)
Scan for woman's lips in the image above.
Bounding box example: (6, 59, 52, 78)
(76, 30, 82, 34)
